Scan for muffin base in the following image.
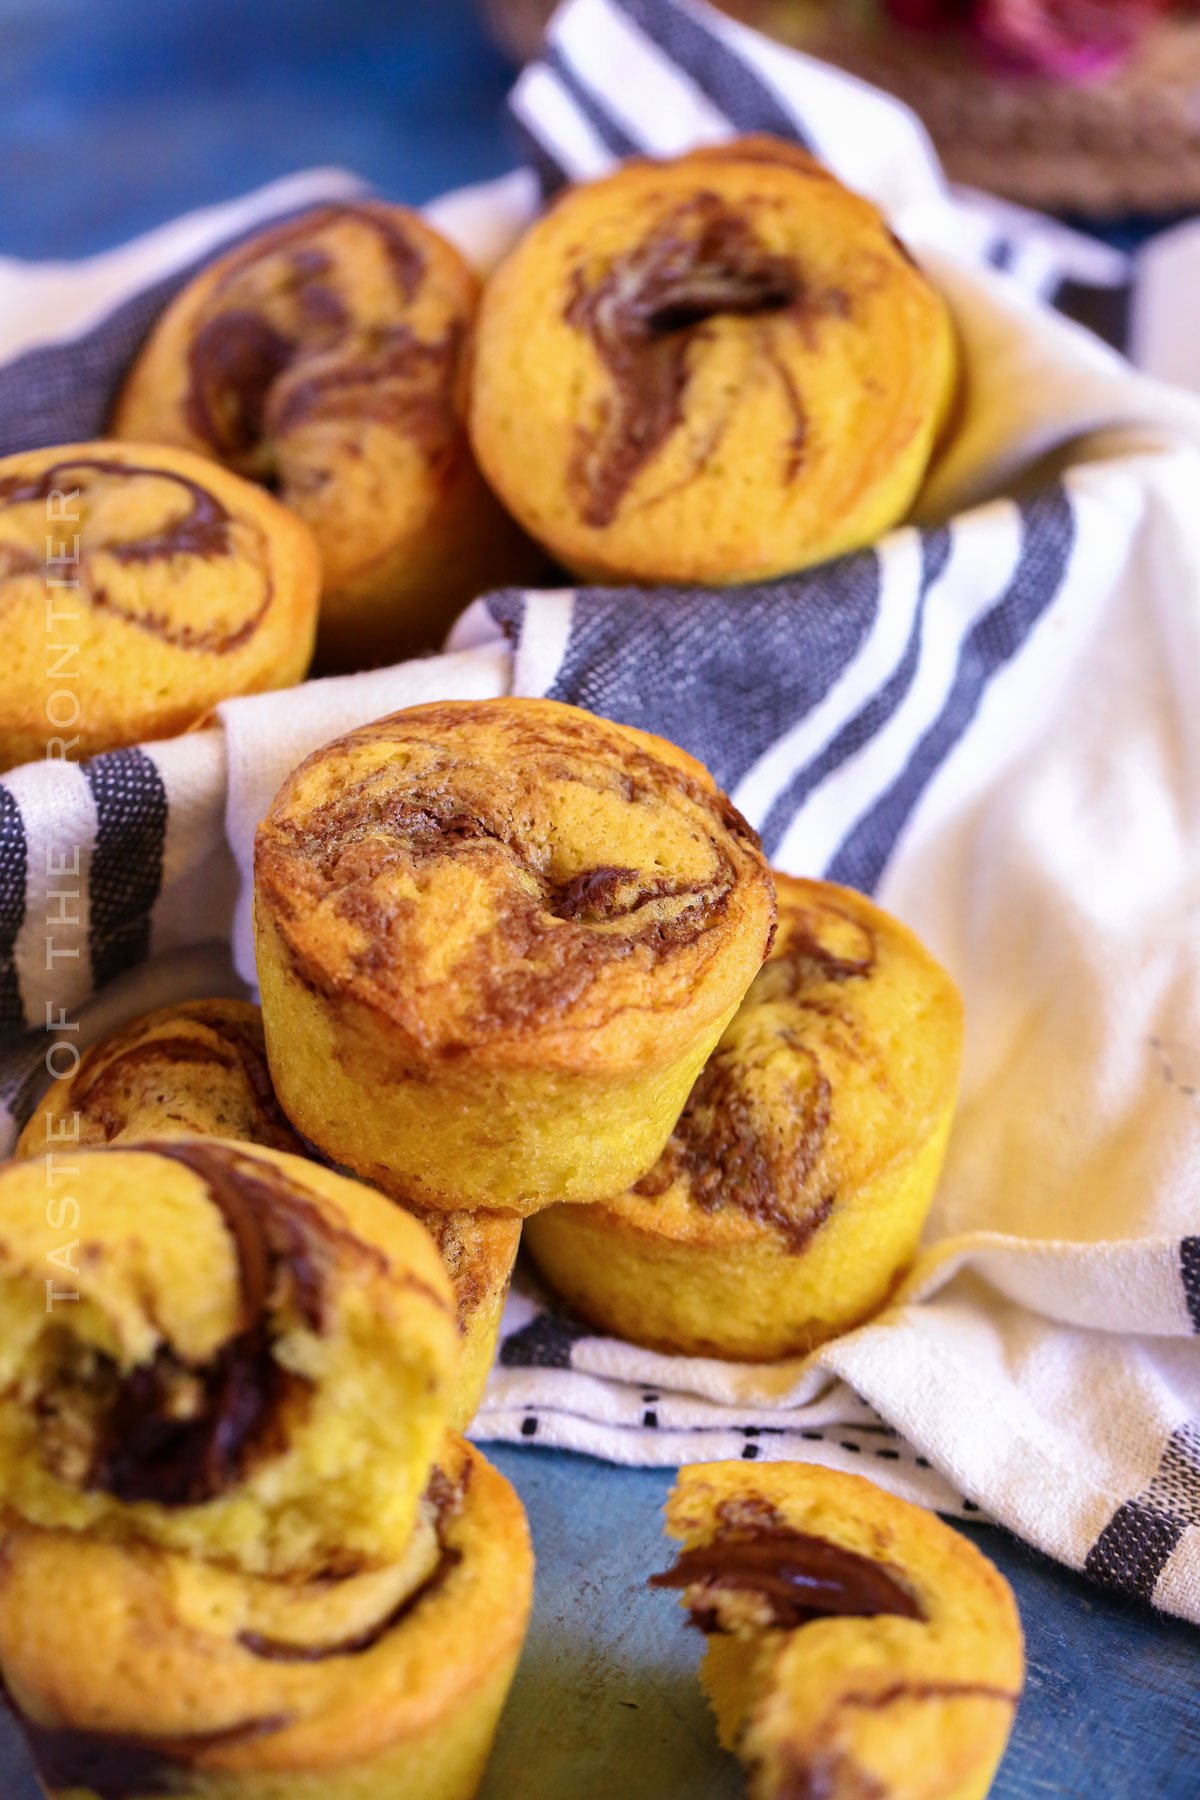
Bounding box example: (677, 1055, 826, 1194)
(258, 909, 740, 1214)
(1, 1440, 532, 1800)
(524, 1104, 954, 1360)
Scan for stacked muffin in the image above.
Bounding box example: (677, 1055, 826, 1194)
(251, 696, 962, 1363)
(0, 1140, 533, 1799)
(17, 997, 517, 1434)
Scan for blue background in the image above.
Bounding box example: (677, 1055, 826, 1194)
(0, 1, 1194, 1794)
(0, 0, 517, 258)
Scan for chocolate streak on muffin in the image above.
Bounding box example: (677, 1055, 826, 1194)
(783, 903, 876, 988)
(774, 1683, 1020, 1800)
(564, 192, 853, 527)
(262, 721, 764, 1038)
(650, 1506, 922, 1632)
(185, 311, 296, 462)
(0, 458, 273, 654)
(36, 1143, 408, 1508)
(182, 204, 458, 476)
(269, 323, 466, 474)
(633, 899, 876, 1246)
(68, 1011, 303, 1154)
(632, 1034, 833, 1250)
(239, 1548, 464, 1664)
(3, 1688, 290, 1800)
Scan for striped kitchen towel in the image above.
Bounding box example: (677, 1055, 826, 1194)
(0, 0, 1197, 1624)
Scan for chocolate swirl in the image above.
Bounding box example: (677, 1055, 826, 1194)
(650, 1505, 922, 1634)
(3, 1698, 289, 1800)
(0, 457, 273, 654)
(0, 1447, 499, 1800)
(180, 204, 461, 478)
(261, 702, 770, 1043)
(34, 1143, 381, 1507)
(632, 891, 878, 1246)
(61, 1003, 303, 1154)
(564, 191, 848, 527)
(237, 1463, 468, 1663)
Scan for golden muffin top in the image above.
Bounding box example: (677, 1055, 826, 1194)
(17, 998, 302, 1160)
(469, 139, 954, 585)
(112, 201, 483, 593)
(619, 874, 963, 1244)
(0, 439, 318, 769)
(254, 697, 777, 1071)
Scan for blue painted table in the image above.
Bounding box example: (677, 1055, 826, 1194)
(0, 2, 1194, 1793)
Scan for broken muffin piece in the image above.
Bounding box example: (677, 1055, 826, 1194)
(651, 1462, 1024, 1800)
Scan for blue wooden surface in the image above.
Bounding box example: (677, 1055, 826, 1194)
(0, 2, 1194, 1794)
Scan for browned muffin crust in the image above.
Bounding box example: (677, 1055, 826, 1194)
(113, 201, 538, 669)
(631, 892, 878, 1249)
(256, 698, 775, 1065)
(0, 454, 274, 654)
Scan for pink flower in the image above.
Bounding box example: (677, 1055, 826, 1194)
(974, 0, 1164, 79)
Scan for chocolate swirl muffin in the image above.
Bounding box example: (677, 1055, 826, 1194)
(0, 1435, 533, 1800)
(254, 698, 777, 1215)
(0, 1141, 459, 1577)
(525, 876, 963, 1359)
(16, 999, 519, 1429)
(16, 999, 301, 1160)
(653, 1462, 1023, 1800)
(0, 441, 319, 772)
(470, 137, 955, 587)
(112, 201, 536, 671)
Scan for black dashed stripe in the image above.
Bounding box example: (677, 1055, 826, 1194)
(1053, 275, 1133, 355)
(500, 1311, 592, 1369)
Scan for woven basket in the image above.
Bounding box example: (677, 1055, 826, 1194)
(480, 0, 1200, 214)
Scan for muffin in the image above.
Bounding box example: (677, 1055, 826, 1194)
(469, 136, 956, 586)
(16, 999, 518, 1428)
(652, 1462, 1023, 1800)
(16, 998, 303, 1159)
(0, 1140, 459, 1576)
(112, 200, 535, 671)
(254, 697, 777, 1215)
(525, 877, 962, 1359)
(0, 1435, 533, 1800)
(0, 441, 319, 771)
